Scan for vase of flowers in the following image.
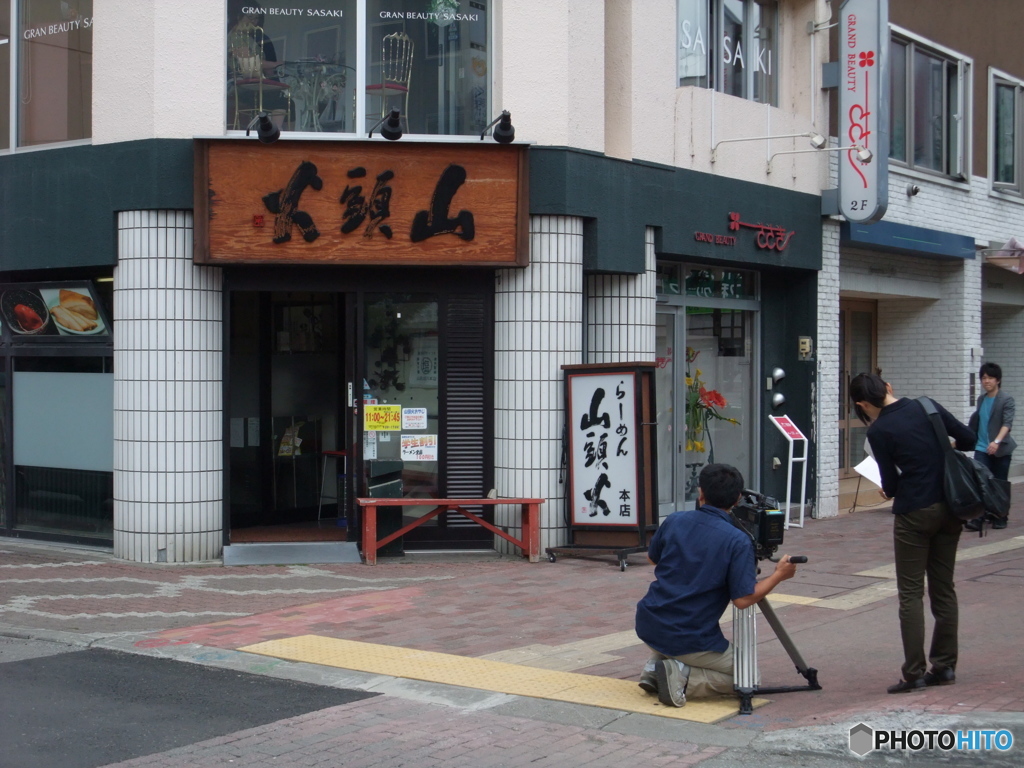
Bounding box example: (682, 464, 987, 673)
(684, 346, 740, 495)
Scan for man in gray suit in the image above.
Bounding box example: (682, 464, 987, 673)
(967, 362, 1015, 530)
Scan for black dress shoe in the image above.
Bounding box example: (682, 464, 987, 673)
(963, 518, 983, 532)
(992, 518, 1008, 530)
(924, 667, 955, 686)
(887, 678, 926, 693)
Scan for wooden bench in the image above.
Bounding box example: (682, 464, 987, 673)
(356, 497, 544, 565)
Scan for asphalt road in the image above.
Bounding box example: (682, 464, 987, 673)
(0, 636, 377, 768)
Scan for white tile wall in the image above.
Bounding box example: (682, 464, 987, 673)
(494, 216, 584, 552)
(113, 210, 224, 563)
(981, 302, 1024, 415)
(815, 220, 841, 518)
(586, 227, 657, 363)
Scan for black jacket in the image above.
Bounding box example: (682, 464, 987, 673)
(867, 397, 975, 514)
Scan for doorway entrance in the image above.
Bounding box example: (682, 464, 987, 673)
(838, 299, 877, 478)
(655, 265, 759, 517)
(226, 286, 493, 549)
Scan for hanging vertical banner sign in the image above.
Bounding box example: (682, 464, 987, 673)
(567, 372, 640, 527)
(838, 0, 889, 223)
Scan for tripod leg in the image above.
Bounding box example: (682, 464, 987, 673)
(758, 598, 821, 689)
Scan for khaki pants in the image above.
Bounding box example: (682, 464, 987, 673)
(893, 502, 962, 680)
(646, 644, 741, 698)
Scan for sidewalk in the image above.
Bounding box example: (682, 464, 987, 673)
(3, 504, 1024, 765)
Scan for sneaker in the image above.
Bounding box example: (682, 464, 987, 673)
(638, 661, 658, 694)
(655, 659, 689, 707)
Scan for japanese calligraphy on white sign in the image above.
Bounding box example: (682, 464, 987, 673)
(568, 373, 639, 526)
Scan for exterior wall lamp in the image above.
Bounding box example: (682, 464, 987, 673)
(368, 109, 404, 140)
(480, 110, 515, 143)
(767, 145, 872, 174)
(711, 131, 826, 163)
(245, 112, 280, 144)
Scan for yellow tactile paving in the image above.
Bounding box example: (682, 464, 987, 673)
(239, 635, 766, 723)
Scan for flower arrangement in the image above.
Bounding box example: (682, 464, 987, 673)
(685, 346, 739, 459)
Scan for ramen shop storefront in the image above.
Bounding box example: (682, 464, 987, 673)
(197, 138, 526, 551)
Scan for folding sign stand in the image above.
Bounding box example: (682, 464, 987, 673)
(768, 415, 808, 529)
(547, 363, 659, 570)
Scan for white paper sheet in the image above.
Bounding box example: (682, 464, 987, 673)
(854, 456, 882, 488)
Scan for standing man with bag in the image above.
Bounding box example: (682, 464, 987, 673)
(966, 362, 1015, 530)
(849, 373, 976, 693)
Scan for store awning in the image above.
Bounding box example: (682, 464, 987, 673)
(981, 236, 1024, 274)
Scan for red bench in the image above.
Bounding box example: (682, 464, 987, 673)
(356, 497, 544, 566)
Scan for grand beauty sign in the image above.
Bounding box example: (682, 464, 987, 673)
(194, 140, 528, 266)
(838, 0, 889, 224)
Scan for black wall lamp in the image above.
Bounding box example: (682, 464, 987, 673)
(246, 112, 280, 144)
(368, 109, 403, 140)
(480, 110, 515, 143)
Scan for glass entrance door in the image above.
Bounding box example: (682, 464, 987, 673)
(656, 303, 756, 515)
(228, 291, 343, 536)
(838, 299, 877, 477)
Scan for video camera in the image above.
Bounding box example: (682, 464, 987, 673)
(731, 488, 786, 561)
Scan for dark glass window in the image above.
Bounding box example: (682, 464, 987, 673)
(677, 0, 777, 106)
(17, 0, 92, 147)
(889, 34, 966, 179)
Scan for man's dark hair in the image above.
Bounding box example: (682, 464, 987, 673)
(698, 463, 744, 510)
(979, 362, 1002, 384)
(849, 372, 888, 425)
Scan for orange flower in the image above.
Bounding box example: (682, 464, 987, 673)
(700, 388, 727, 409)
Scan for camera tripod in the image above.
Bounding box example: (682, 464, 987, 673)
(733, 557, 821, 715)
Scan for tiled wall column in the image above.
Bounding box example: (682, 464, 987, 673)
(585, 227, 657, 362)
(815, 220, 841, 518)
(494, 216, 584, 553)
(113, 211, 224, 563)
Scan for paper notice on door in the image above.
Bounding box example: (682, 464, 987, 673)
(247, 418, 260, 447)
(363, 429, 378, 460)
(854, 456, 882, 488)
(401, 434, 438, 462)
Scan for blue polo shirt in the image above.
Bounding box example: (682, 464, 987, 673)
(635, 505, 756, 656)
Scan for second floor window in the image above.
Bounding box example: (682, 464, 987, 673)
(1, 0, 92, 151)
(993, 70, 1023, 194)
(226, 0, 491, 138)
(889, 31, 968, 179)
(676, 0, 778, 106)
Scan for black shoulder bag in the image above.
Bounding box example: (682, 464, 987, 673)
(916, 397, 1010, 523)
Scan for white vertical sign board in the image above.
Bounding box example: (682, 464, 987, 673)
(839, 0, 889, 223)
(768, 415, 809, 529)
(568, 373, 640, 527)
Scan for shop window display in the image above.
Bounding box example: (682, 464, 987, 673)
(225, 1, 491, 137)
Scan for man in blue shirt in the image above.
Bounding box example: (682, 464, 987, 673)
(635, 463, 798, 707)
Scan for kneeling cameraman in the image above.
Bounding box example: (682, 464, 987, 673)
(635, 463, 798, 707)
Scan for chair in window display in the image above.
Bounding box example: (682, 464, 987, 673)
(228, 21, 292, 130)
(365, 32, 413, 132)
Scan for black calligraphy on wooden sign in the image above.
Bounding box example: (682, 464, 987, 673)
(197, 140, 527, 266)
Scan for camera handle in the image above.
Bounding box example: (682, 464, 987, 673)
(734, 555, 820, 715)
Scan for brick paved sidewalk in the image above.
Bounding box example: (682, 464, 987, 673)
(98, 696, 729, 768)
(3, 503, 1024, 733)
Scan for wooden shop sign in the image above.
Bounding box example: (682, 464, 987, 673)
(194, 139, 528, 267)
